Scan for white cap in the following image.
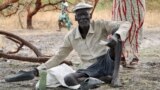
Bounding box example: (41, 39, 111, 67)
(73, 2, 93, 12)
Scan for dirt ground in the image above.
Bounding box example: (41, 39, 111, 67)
(0, 27, 160, 90)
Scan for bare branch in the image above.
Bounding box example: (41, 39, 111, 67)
(0, 30, 43, 57)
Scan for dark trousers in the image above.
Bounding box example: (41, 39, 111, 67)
(77, 50, 114, 78)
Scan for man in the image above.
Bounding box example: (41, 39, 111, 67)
(5, 2, 131, 89)
(112, 0, 145, 68)
(57, 0, 72, 31)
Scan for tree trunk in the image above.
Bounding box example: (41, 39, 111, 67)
(27, 0, 41, 29)
(27, 13, 33, 29)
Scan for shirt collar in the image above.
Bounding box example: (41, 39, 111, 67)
(75, 24, 94, 39)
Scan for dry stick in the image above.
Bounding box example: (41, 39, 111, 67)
(90, 0, 99, 19)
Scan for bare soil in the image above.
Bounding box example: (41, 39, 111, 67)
(0, 27, 160, 90)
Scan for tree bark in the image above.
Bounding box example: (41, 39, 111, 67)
(27, 0, 41, 29)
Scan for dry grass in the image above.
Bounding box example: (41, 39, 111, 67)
(0, 10, 159, 30)
(144, 11, 160, 28)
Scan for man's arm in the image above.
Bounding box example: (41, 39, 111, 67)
(37, 35, 73, 70)
(101, 20, 131, 41)
(113, 21, 131, 41)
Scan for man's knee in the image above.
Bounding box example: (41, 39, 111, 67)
(64, 73, 78, 86)
(64, 73, 87, 86)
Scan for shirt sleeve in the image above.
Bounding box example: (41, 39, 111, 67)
(101, 20, 131, 41)
(37, 35, 73, 70)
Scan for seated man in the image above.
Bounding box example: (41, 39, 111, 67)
(5, 2, 131, 90)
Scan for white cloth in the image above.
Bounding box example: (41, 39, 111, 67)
(36, 64, 80, 90)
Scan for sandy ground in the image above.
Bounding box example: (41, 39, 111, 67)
(0, 27, 160, 90)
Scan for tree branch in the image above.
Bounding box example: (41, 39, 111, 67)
(0, 52, 49, 63)
(0, 30, 43, 57)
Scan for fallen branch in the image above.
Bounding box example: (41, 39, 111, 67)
(0, 52, 49, 63)
(0, 30, 52, 63)
(0, 30, 42, 57)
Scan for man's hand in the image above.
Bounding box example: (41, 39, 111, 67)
(106, 34, 120, 48)
(99, 34, 120, 48)
(5, 68, 39, 82)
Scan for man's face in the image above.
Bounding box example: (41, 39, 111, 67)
(75, 9, 91, 28)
